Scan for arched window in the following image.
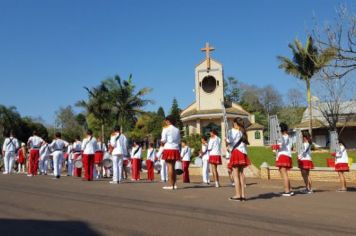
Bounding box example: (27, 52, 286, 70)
(255, 131, 261, 140)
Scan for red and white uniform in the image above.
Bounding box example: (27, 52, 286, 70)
(201, 144, 210, 183)
(146, 148, 156, 181)
(131, 146, 142, 181)
(39, 143, 51, 174)
(298, 142, 314, 170)
(226, 128, 250, 167)
(276, 134, 292, 169)
(208, 136, 222, 165)
(49, 139, 68, 177)
(72, 140, 82, 177)
(161, 125, 181, 161)
(27, 135, 44, 176)
(335, 145, 349, 172)
(2, 136, 19, 174)
(157, 146, 168, 181)
(181, 146, 191, 183)
(110, 132, 128, 183)
(95, 142, 106, 164)
(81, 136, 97, 181)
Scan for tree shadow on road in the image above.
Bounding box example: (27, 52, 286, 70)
(0, 219, 100, 236)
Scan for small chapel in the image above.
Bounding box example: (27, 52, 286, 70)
(180, 43, 264, 152)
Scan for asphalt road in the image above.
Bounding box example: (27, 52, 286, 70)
(0, 174, 355, 236)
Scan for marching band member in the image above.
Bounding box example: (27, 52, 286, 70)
(200, 136, 210, 185)
(94, 136, 106, 179)
(39, 141, 51, 175)
(180, 140, 191, 183)
(49, 132, 68, 179)
(226, 144, 234, 187)
(121, 155, 129, 180)
(27, 130, 44, 177)
(72, 136, 82, 177)
(157, 142, 168, 182)
(276, 123, 294, 196)
(146, 143, 156, 181)
(66, 142, 74, 176)
(208, 129, 222, 188)
(2, 131, 19, 174)
(110, 126, 128, 184)
(161, 116, 181, 190)
(81, 130, 97, 181)
(334, 141, 349, 192)
(131, 141, 142, 181)
(298, 131, 314, 194)
(226, 118, 251, 201)
(17, 143, 27, 174)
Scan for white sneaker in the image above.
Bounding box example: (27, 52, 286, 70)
(27, 174, 33, 177)
(109, 181, 119, 184)
(282, 192, 293, 197)
(215, 182, 220, 188)
(3, 172, 8, 175)
(162, 186, 174, 190)
(174, 185, 178, 189)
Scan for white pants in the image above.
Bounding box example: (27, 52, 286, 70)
(67, 158, 74, 176)
(52, 151, 63, 177)
(160, 159, 168, 181)
(4, 151, 15, 173)
(202, 159, 210, 183)
(39, 155, 49, 174)
(112, 155, 123, 182)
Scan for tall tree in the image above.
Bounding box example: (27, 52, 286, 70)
(287, 88, 304, 108)
(277, 36, 336, 137)
(157, 107, 165, 119)
(259, 85, 283, 115)
(54, 106, 84, 141)
(224, 77, 241, 104)
(169, 98, 183, 130)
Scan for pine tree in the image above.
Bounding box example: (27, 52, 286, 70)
(169, 98, 183, 130)
(157, 107, 165, 119)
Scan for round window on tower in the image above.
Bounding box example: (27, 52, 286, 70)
(201, 76, 217, 93)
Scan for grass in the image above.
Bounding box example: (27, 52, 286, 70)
(247, 146, 356, 168)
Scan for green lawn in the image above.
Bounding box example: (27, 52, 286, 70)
(247, 146, 356, 168)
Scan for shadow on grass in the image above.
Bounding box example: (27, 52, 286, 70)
(0, 219, 100, 236)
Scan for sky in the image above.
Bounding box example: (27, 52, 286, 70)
(0, 0, 354, 124)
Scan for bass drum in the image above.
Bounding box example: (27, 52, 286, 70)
(194, 158, 203, 167)
(102, 159, 113, 168)
(141, 160, 147, 170)
(154, 161, 161, 171)
(175, 161, 183, 175)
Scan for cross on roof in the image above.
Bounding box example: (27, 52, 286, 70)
(201, 42, 215, 70)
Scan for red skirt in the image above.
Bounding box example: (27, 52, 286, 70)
(209, 155, 222, 165)
(94, 151, 104, 164)
(162, 149, 180, 161)
(335, 163, 349, 172)
(298, 160, 314, 170)
(229, 150, 251, 167)
(276, 155, 293, 169)
(18, 150, 25, 164)
(227, 161, 233, 171)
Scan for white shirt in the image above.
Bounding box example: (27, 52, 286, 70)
(226, 128, 247, 154)
(181, 146, 191, 161)
(28, 135, 44, 149)
(277, 134, 292, 158)
(208, 136, 221, 156)
(161, 125, 180, 150)
(146, 148, 156, 162)
(81, 136, 97, 155)
(39, 143, 51, 157)
(49, 139, 68, 153)
(131, 146, 142, 159)
(96, 142, 107, 152)
(73, 141, 82, 153)
(110, 132, 128, 156)
(335, 145, 349, 164)
(201, 144, 209, 161)
(2, 137, 19, 153)
(298, 142, 312, 161)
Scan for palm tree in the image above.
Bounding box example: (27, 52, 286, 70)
(76, 83, 113, 140)
(277, 36, 336, 137)
(104, 74, 153, 132)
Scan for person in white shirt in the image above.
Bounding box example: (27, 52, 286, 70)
(131, 141, 142, 181)
(49, 132, 69, 179)
(2, 131, 19, 174)
(297, 131, 314, 194)
(275, 123, 294, 197)
(226, 118, 251, 202)
(66, 143, 74, 176)
(94, 136, 106, 179)
(39, 141, 51, 175)
(199, 136, 210, 184)
(81, 130, 97, 181)
(180, 140, 191, 183)
(146, 143, 156, 181)
(109, 126, 128, 184)
(156, 142, 168, 182)
(72, 136, 82, 177)
(208, 129, 222, 188)
(334, 141, 349, 192)
(161, 116, 181, 190)
(27, 130, 44, 177)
